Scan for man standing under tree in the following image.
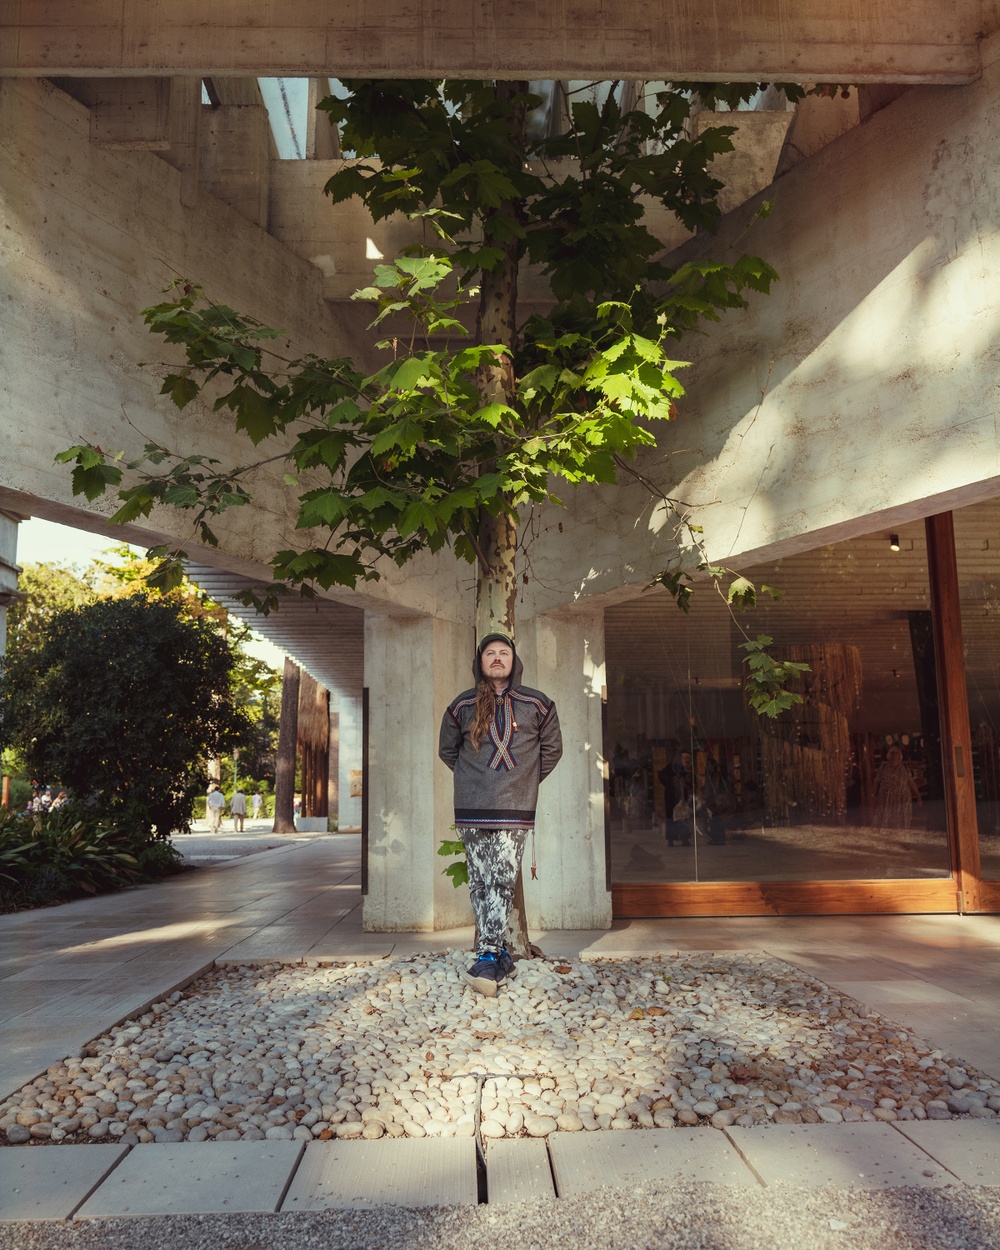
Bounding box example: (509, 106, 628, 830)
(439, 635, 563, 997)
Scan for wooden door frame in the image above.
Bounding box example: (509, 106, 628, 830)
(926, 511, 981, 912)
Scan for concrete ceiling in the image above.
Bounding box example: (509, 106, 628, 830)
(184, 563, 364, 702)
(3, 1, 994, 83)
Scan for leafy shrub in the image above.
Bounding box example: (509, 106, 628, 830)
(1, 596, 251, 839)
(0, 806, 183, 913)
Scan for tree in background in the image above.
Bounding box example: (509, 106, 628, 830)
(5, 561, 97, 659)
(228, 653, 282, 787)
(1, 596, 251, 838)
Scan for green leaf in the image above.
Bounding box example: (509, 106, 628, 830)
(397, 500, 441, 539)
(219, 386, 278, 445)
(163, 484, 200, 508)
(160, 374, 200, 409)
(727, 576, 756, 608)
(387, 355, 436, 393)
(71, 462, 123, 502)
(437, 838, 466, 857)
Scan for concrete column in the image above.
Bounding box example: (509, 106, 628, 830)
(363, 613, 470, 933)
(328, 704, 340, 817)
(521, 609, 613, 931)
(0, 511, 22, 661)
(337, 696, 363, 832)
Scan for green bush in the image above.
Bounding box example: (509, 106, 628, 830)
(1, 596, 251, 839)
(0, 806, 183, 913)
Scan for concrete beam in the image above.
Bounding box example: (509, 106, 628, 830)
(88, 77, 170, 150)
(199, 101, 270, 227)
(0, 1, 989, 84)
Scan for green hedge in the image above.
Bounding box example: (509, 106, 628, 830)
(0, 806, 184, 913)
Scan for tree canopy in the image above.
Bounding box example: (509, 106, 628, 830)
(60, 78, 789, 643)
(1, 595, 253, 837)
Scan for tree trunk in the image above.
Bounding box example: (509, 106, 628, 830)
(475, 507, 518, 640)
(471, 80, 537, 958)
(272, 656, 300, 834)
(297, 669, 330, 819)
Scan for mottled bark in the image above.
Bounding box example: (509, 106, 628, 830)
(475, 506, 518, 641)
(472, 81, 537, 959)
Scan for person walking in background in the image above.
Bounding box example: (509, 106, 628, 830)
(206, 783, 225, 832)
(250, 791, 264, 820)
(439, 633, 563, 998)
(875, 745, 922, 831)
(230, 787, 247, 832)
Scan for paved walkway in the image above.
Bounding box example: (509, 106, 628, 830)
(2, 835, 1000, 1222)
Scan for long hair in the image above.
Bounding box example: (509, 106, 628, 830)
(469, 678, 496, 751)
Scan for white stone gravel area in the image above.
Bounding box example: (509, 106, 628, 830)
(3, 951, 998, 1147)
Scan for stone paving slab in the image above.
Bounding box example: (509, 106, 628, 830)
(0, 1145, 127, 1221)
(485, 1138, 556, 1202)
(727, 1123, 954, 1188)
(894, 1120, 1000, 1185)
(281, 1139, 478, 1209)
(548, 1128, 754, 1196)
(0, 981, 88, 1020)
(832, 979, 976, 1005)
(74, 1142, 304, 1217)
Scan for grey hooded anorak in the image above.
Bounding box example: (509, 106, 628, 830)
(438, 643, 562, 829)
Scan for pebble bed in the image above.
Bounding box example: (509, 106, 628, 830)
(3, 950, 999, 1146)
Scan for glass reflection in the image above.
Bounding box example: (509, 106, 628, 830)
(606, 520, 950, 883)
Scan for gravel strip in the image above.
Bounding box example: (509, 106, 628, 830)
(3, 951, 998, 1147)
(2, 1185, 1000, 1250)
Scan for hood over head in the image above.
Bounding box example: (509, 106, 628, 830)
(473, 632, 522, 690)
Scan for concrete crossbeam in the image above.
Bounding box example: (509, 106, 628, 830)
(0, 1, 988, 83)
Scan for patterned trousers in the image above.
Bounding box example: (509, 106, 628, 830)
(457, 825, 527, 956)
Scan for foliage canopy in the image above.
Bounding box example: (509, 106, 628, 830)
(1, 596, 252, 837)
(60, 80, 777, 603)
(58, 77, 810, 714)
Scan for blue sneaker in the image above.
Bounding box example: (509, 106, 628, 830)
(463, 952, 501, 997)
(497, 948, 516, 982)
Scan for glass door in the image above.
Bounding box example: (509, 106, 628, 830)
(606, 519, 959, 916)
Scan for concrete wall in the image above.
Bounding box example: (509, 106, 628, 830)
(0, 513, 21, 658)
(336, 695, 363, 831)
(518, 33, 1000, 615)
(524, 609, 612, 931)
(363, 613, 471, 932)
(0, 76, 465, 622)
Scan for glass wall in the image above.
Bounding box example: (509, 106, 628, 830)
(953, 498, 1000, 882)
(605, 518, 951, 884)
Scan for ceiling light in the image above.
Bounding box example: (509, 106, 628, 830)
(889, 534, 900, 551)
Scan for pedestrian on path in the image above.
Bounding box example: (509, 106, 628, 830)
(439, 633, 562, 998)
(206, 783, 226, 832)
(251, 791, 264, 819)
(230, 787, 247, 832)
